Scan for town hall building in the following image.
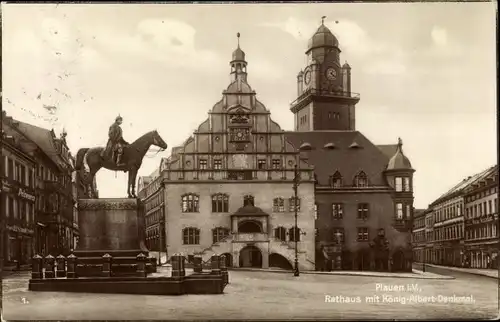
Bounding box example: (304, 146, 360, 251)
(139, 21, 416, 272)
(284, 21, 415, 272)
(140, 34, 317, 270)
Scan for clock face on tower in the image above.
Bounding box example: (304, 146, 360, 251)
(304, 70, 311, 85)
(326, 67, 337, 81)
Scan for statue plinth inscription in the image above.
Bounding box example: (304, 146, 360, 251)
(74, 198, 150, 277)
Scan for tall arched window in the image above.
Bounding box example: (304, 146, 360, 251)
(273, 198, 285, 212)
(330, 171, 342, 188)
(354, 171, 368, 187)
(243, 195, 254, 206)
(211, 194, 229, 212)
(289, 226, 301, 242)
(274, 226, 287, 241)
(212, 227, 230, 243)
(182, 227, 200, 245)
(181, 194, 199, 212)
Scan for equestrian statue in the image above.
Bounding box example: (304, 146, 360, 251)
(74, 115, 168, 198)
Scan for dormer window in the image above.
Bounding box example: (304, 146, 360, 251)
(330, 171, 342, 188)
(299, 142, 313, 151)
(349, 141, 361, 149)
(324, 142, 335, 150)
(354, 171, 368, 187)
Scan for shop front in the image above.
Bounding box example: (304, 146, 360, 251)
(6, 225, 34, 268)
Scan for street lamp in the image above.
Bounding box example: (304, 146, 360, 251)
(334, 231, 342, 270)
(422, 247, 426, 272)
(158, 182, 165, 266)
(293, 164, 300, 277)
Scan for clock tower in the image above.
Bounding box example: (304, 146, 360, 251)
(291, 19, 360, 131)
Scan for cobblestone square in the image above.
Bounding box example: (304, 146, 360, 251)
(2, 270, 498, 320)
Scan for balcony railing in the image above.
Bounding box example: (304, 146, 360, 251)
(291, 88, 360, 107)
(233, 233, 269, 242)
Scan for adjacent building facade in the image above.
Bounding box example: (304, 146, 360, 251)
(3, 112, 76, 257)
(463, 165, 498, 268)
(412, 165, 498, 269)
(411, 208, 426, 263)
(1, 125, 37, 269)
(284, 21, 415, 272)
(138, 168, 166, 256)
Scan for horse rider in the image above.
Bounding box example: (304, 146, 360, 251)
(101, 115, 129, 166)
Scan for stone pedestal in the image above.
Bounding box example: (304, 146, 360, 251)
(74, 198, 151, 277)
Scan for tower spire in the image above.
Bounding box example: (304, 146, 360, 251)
(321, 16, 326, 25)
(397, 137, 403, 151)
(237, 32, 240, 48)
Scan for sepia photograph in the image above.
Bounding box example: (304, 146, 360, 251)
(1, 1, 498, 320)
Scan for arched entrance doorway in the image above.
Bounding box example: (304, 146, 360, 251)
(269, 253, 293, 270)
(341, 250, 353, 270)
(238, 220, 262, 233)
(222, 253, 233, 268)
(239, 245, 262, 268)
(392, 250, 405, 272)
(357, 249, 371, 271)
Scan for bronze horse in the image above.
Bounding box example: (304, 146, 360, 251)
(75, 130, 168, 198)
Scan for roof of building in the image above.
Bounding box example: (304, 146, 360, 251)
(413, 208, 427, 218)
(307, 22, 339, 51)
(232, 32, 246, 62)
(376, 144, 398, 159)
(465, 165, 498, 193)
(13, 120, 62, 168)
(431, 165, 496, 205)
(231, 205, 269, 217)
(284, 131, 394, 186)
(386, 138, 413, 171)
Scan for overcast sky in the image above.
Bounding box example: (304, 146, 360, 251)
(2, 3, 497, 208)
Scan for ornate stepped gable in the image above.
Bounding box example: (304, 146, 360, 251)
(162, 34, 312, 179)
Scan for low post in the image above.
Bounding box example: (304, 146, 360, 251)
(219, 254, 228, 285)
(56, 254, 66, 278)
(31, 254, 43, 279)
(44, 254, 55, 279)
(171, 253, 184, 278)
(210, 254, 221, 276)
(102, 253, 112, 277)
(67, 254, 77, 278)
(180, 254, 186, 277)
(136, 253, 147, 277)
(149, 256, 157, 273)
(193, 255, 203, 273)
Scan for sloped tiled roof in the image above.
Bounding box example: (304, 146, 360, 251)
(284, 131, 392, 186)
(465, 165, 498, 192)
(377, 144, 398, 159)
(431, 165, 496, 205)
(413, 208, 427, 218)
(231, 205, 269, 217)
(11, 120, 63, 170)
(387, 140, 413, 171)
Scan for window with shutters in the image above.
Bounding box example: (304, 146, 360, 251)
(274, 226, 287, 241)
